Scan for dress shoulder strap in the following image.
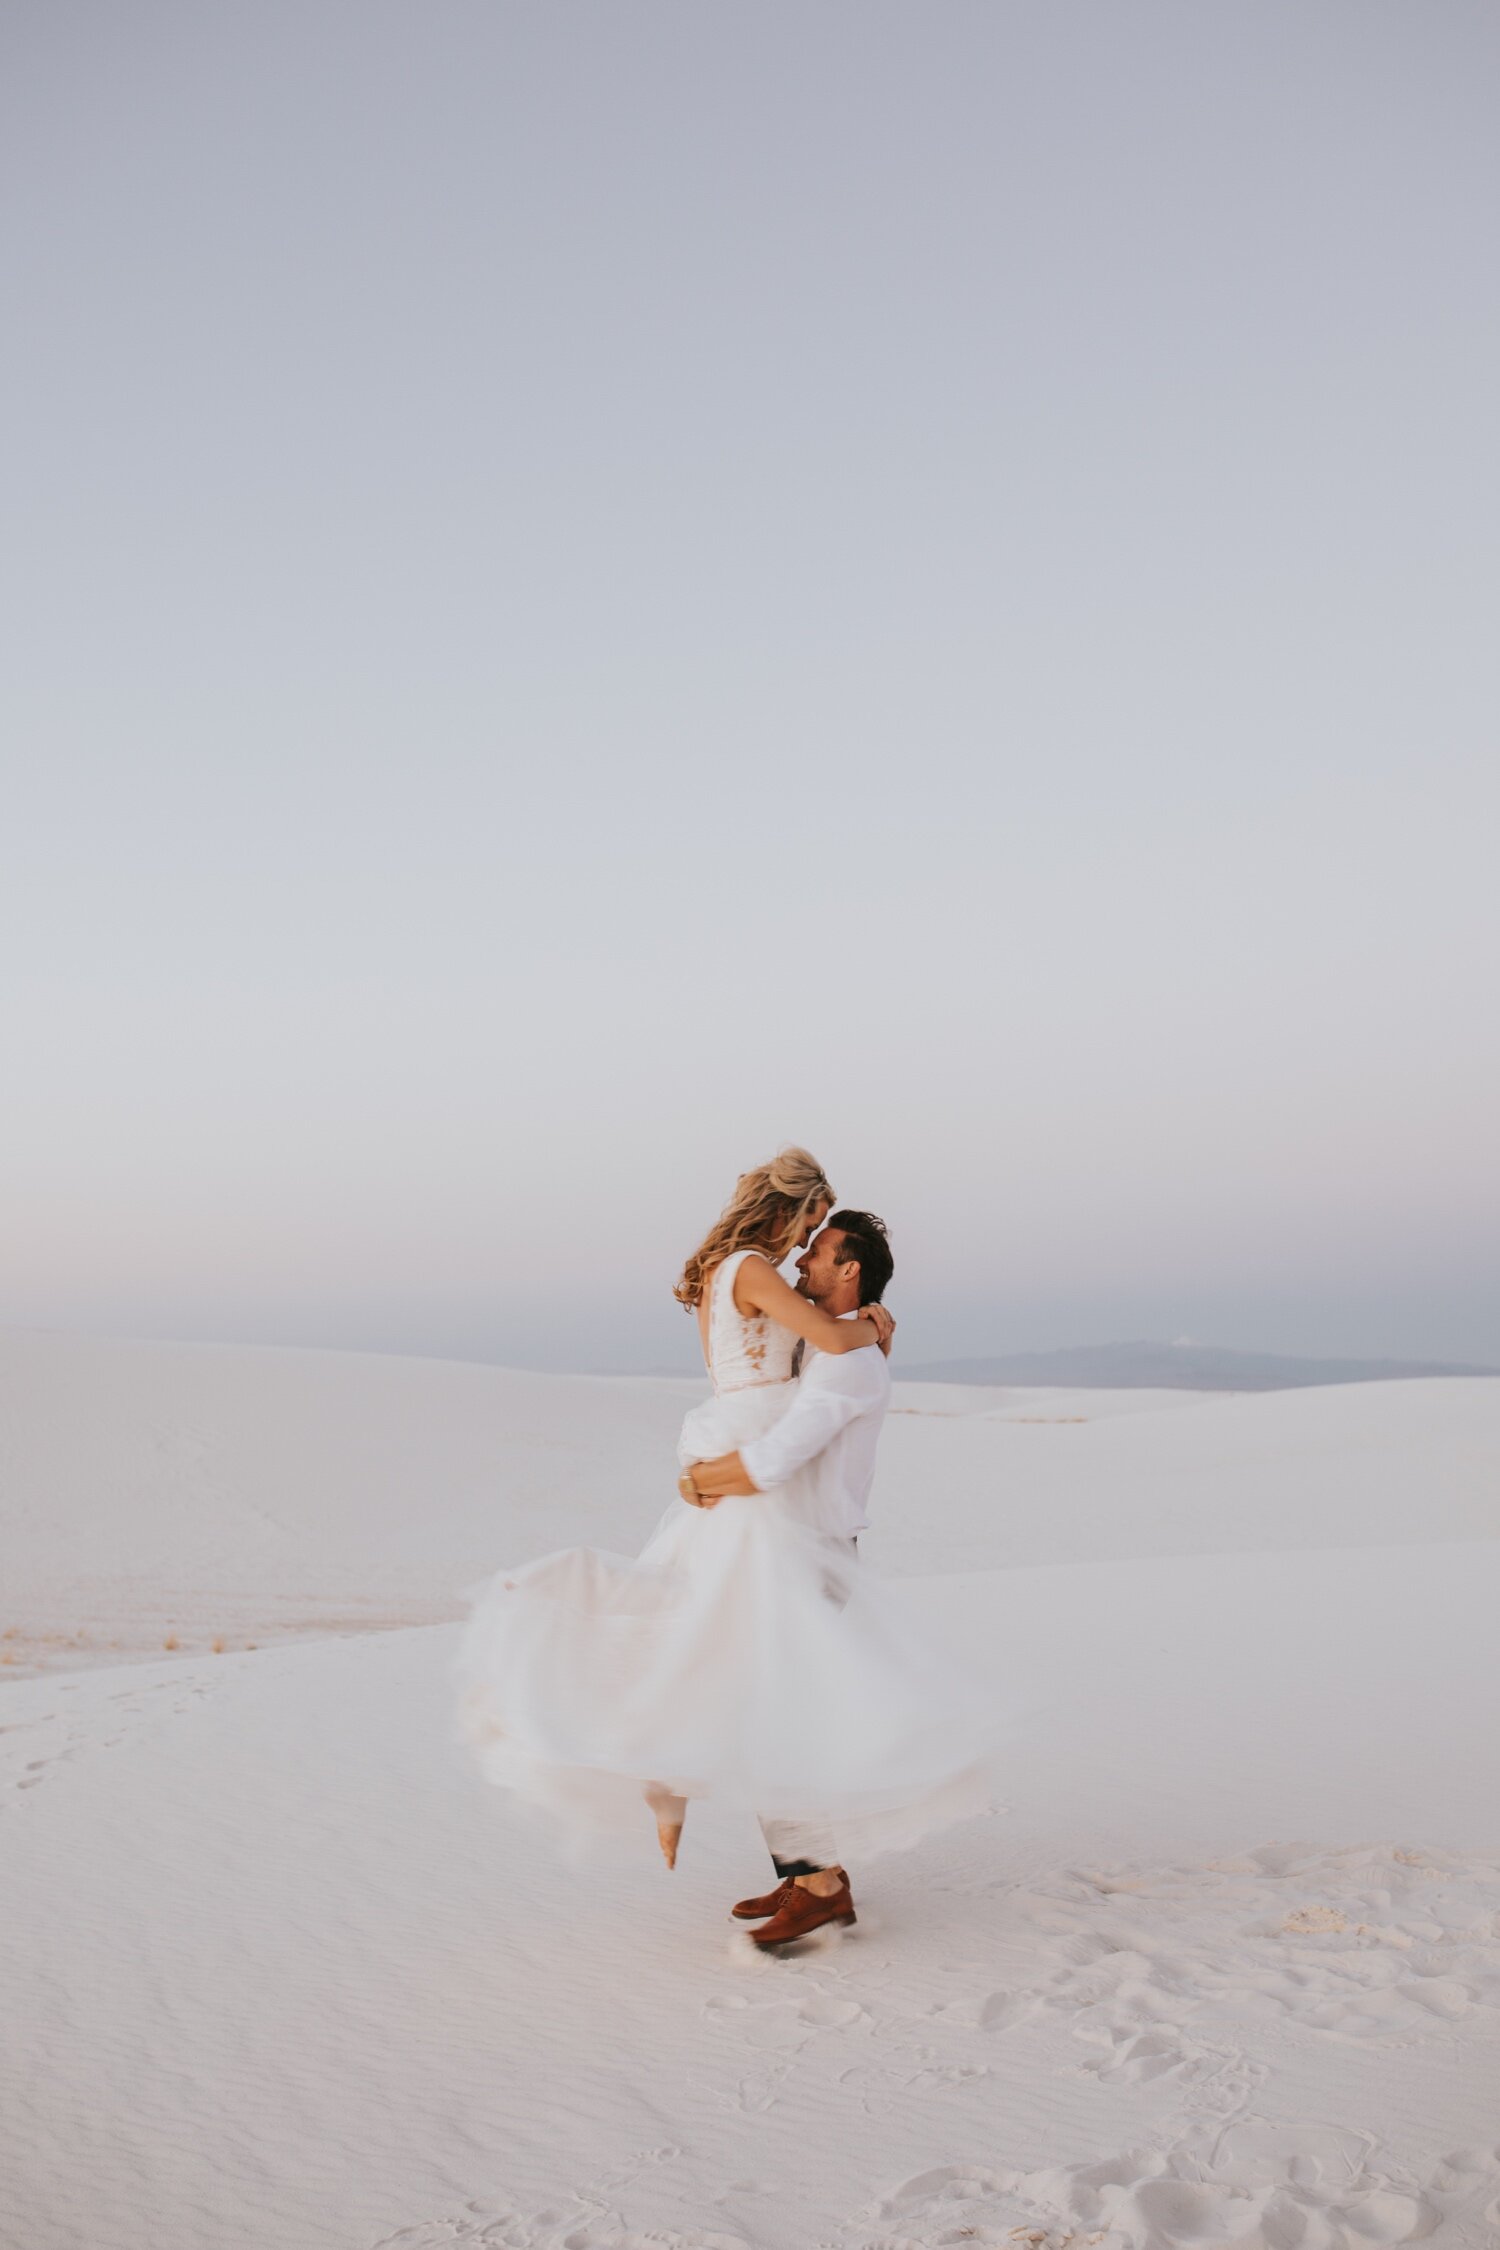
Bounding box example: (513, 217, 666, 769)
(708, 1247, 754, 1328)
(713, 1246, 753, 1294)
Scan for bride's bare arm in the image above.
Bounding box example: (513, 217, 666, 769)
(735, 1255, 893, 1354)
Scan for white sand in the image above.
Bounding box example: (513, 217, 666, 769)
(4, 1328, 1500, 2247)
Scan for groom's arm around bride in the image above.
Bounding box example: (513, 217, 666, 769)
(682, 1210, 894, 1543)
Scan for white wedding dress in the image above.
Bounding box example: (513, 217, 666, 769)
(453, 1252, 1003, 1861)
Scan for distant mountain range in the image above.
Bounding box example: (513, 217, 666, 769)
(900, 1339, 1500, 1392)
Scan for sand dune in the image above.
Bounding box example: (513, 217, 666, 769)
(4, 1330, 1500, 2247)
(5, 1324, 1496, 1664)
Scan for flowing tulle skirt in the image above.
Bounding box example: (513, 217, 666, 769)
(453, 1383, 1005, 1862)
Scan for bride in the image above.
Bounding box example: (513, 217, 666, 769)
(453, 1146, 999, 1876)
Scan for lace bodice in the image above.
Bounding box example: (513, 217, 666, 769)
(704, 1249, 799, 1395)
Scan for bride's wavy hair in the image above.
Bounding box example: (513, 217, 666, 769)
(673, 1146, 836, 1310)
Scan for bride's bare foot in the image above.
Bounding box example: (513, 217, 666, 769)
(644, 1785, 687, 1869)
(656, 1817, 683, 1869)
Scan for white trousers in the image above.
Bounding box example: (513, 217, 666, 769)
(757, 1533, 857, 1874)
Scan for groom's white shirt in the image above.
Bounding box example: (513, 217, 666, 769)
(738, 1314, 891, 1539)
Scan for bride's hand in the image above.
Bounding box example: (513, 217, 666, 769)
(868, 1304, 895, 1355)
(677, 1467, 720, 1509)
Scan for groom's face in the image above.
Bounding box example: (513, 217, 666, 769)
(795, 1224, 860, 1310)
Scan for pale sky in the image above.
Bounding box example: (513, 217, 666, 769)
(4, 3, 1498, 1372)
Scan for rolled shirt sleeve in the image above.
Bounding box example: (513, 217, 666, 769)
(740, 1356, 877, 1491)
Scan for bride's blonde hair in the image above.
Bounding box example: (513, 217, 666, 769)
(674, 1146, 836, 1310)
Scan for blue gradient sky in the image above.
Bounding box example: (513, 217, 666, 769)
(4, 3, 1497, 1371)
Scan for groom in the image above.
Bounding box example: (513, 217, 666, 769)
(677, 1208, 895, 1949)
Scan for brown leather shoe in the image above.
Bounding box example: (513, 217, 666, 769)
(731, 1878, 796, 1921)
(750, 1869, 856, 1949)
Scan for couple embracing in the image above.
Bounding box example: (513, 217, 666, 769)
(454, 1147, 1000, 1951)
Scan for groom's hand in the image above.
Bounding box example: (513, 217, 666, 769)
(684, 1449, 760, 1502)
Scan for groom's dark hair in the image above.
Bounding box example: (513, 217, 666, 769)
(827, 1209, 893, 1306)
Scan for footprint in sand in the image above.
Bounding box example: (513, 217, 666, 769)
(1, 1718, 78, 1803)
(371, 2199, 750, 2249)
(973, 1842, 1500, 2068)
(926, 1988, 1028, 2032)
(553, 2222, 747, 2250)
(854, 2124, 1500, 2248)
(703, 1984, 869, 2048)
(1079, 2020, 1195, 2084)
